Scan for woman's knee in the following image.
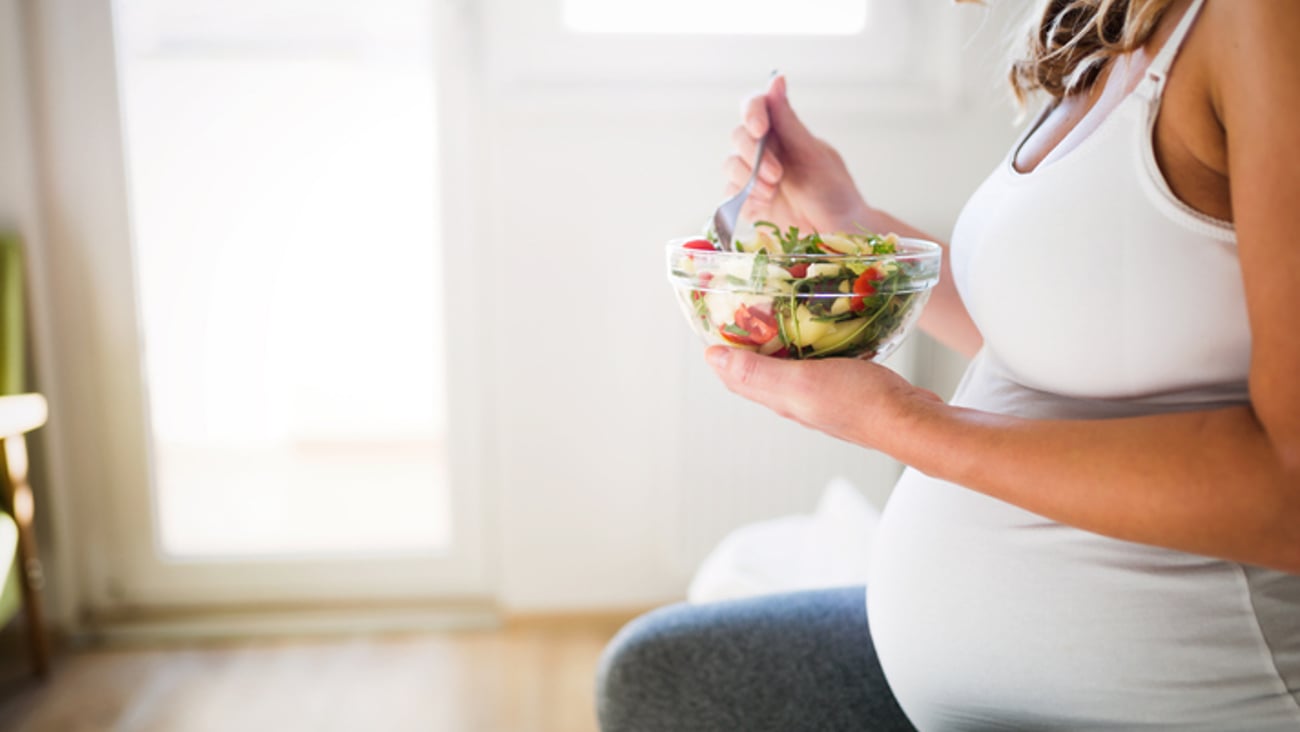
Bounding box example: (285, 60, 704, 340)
(593, 589, 911, 732)
(595, 602, 706, 731)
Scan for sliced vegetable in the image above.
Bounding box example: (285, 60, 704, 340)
(850, 267, 883, 312)
(817, 233, 860, 255)
(734, 304, 778, 345)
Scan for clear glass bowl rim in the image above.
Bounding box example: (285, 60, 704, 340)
(665, 235, 942, 263)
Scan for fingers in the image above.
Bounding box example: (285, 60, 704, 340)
(704, 348, 916, 449)
(740, 91, 770, 139)
(726, 76, 794, 221)
(723, 124, 783, 220)
(764, 74, 816, 157)
(739, 198, 769, 222)
(722, 178, 775, 222)
(721, 183, 771, 222)
(729, 126, 784, 184)
(739, 74, 816, 167)
(722, 155, 776, 202)
(704, 347, 814, 423)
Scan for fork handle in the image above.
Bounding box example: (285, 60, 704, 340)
(740, 132, 768, 199)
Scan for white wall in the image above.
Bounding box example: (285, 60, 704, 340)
(481, 4, 1021, 611)
(1, 0, 1027, 622)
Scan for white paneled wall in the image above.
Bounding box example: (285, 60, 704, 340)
(479, 4, 1020, 611)
(1, 0, 1026, 622)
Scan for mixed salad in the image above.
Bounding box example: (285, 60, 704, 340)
(669, 222, 938, 361)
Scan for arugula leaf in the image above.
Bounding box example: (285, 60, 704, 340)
(750, 250, 770, 289)
(693, 291, 710, 325)
(723, 323, 751, 338)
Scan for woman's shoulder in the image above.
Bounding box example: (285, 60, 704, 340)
(1150, 0, 1298, 210)
(1194, 0, 1300, 158)
(1202, 0, 1300, 40)
(1197, 0, 1299, 104)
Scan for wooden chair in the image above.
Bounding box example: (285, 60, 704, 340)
(0, 233, 50, 677)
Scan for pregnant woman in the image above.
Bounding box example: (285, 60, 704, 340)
(597, 0, 1300, 729)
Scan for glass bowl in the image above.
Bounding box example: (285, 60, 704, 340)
(666, 236, 941, 361)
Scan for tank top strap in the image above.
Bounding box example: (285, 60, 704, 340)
(1134, 0, 1206, 100)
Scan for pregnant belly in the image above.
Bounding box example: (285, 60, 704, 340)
(866, 468, 1300, 730)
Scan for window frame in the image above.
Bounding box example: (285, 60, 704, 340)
(25, 0, 497, 616)
(481, 0, 963, 111)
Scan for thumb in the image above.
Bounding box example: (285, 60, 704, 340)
(765, 75, 816, 155)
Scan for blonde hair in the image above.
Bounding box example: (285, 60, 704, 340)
(973, 0, 1179, 103)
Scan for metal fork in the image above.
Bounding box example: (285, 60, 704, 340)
(712, 129, 768, 252)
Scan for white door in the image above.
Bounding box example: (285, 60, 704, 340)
(28, 0, 493, 612)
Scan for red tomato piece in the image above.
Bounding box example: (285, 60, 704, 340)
(691, 273, 714, 302)
(850, 267, 882, 311)
(682, 238, 716, 251)
(734, 305, 778, 345)
(786, 262, 809, 278)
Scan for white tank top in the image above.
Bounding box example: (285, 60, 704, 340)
(868, 1, 1300, 728)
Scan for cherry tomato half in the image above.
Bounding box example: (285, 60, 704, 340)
(850, 268, 883, 312)
(734, 304, 778, 345)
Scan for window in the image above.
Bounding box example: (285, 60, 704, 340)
(562, 0, 868, 35)
(114, 0, 452, 559)
(483, 0, 959, 108)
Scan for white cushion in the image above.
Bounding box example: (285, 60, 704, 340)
(687, 477, 881, 604)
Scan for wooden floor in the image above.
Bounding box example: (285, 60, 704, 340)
(0, 616, 632, 732)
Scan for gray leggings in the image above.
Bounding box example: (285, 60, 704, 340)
(595, 586, 916, 731)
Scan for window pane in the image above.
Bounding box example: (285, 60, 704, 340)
(563, 0, 869, 35)
(113, 0, 450, 558)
